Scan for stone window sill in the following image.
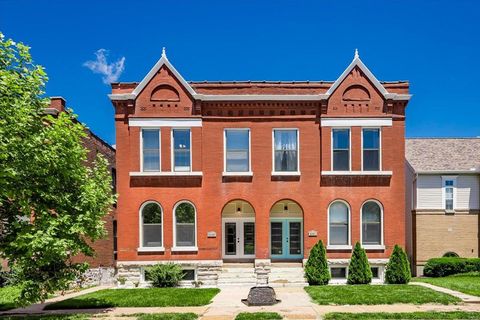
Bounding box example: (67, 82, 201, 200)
(362, 245, 385, 250)
(222, 171, 253, 177)
(130, 171, 203, 177)
(137, 247, 165, 253)
(321, 171, 392, 176)
(171, 246, 198, 252)
(271, 171, 301, 176)
(327, 245, 352, 250)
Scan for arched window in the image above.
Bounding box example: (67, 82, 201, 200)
(361, 201, 382, 246)
(140, 202, 163, 248)
(328, 201, 350, 246)
(174, 201, 196, 248)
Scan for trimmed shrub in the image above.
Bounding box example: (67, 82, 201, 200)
(443, 252, 460, 258)
(347, 242, 372, 284)
(385, 245, 411, 284)
(305, 240, 330, 285)
(145, 263, 184, 287)
(423, 258, 480, 277)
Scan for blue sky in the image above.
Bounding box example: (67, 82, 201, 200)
(1, 0, 479, 145)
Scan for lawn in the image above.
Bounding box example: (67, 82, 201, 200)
(0, 314, 197, 320)
(324, 311, 480, 319)
(0, 316, 89, 320)
(235, 312, 282, 320)
(0, 286, 21, 311)
(45, 288, 220, 309)
(414, 272, 480, 297)
(304, 285, 460, 305)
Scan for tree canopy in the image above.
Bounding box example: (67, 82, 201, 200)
(0, 33, 116, 305)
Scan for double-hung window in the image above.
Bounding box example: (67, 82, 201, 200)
(142, 129, 160, 172)
(172, 129, 191, 172)
(443, 177, 456, 211)
(332, 129, 350, 171)
(225, 129, 250, 172)
(273, 129, 298, 172)
(362, 128, 380, 171)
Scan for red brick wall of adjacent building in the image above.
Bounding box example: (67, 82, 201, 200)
(111, 57, 409, 263)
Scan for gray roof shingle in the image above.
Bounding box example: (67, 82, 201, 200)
(406, 138, 480, 172)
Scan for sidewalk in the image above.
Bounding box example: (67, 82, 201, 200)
(411, 282, 480, 304)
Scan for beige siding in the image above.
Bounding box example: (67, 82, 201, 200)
(457, 175, 480, 209)
(417, 175, 442, 209)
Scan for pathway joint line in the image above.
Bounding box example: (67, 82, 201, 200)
(410, 282, 480, 304)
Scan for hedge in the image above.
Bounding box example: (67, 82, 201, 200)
(423, 258, 480, 277)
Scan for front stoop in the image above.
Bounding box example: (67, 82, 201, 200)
(268, 262, 308, 287)
(217, 263, 257, 287)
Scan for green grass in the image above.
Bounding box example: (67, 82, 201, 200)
(324, 311, 480, 319)
(414, 272, 480, 297)
(235, 312, 282, 320)
(0, 286, 21, 311)
(0, 315, 89, 320)
(304, 284, 460, 305)
(0, 315, 197, 320)
(45, 288, 220, 309)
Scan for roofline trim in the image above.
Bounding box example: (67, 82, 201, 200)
(415, 169, 479, 174)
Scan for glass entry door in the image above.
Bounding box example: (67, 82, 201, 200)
(222, 218, 255, 259)
(270, 219, 303, 260)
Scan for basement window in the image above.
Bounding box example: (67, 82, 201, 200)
(330, 267, 347, 279)
(182, 269, 196, 281)
(371, 267, 379, 278)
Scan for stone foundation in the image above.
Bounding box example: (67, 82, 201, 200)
(74, 267, 116, 288)
(116, 260, 222, 288)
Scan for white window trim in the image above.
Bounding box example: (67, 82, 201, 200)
(441, 176, 457, 212)
(138, 201, 165, 252)
(223, 128, 252, 176)
(327, 200, 352, 249)
(271, 128, 301, 175)
(361, 127, 382, 172)
(130, 118, 202, 127)
(171, 128, 192, 173)
(172, 200, 198, 251)
(321, 118, 392, 127)
(140, 128, 161, 173)
(331, 128, 351, 172)
(360, 199, 385, 249)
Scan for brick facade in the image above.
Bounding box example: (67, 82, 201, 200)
(110, 51, 410, 285)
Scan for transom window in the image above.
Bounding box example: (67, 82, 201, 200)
(362, 128, 380, 171)
(225, 129, 250, 172)
(329, 201, 350, 246)
(141, 202, 163, 248)
(173, 129, 191, 172)
(142, 129, 160, 172)
(174, 202, 196, 248)
(332, 129, 350, 171)
(273, 129, 298, 172)
(361, 201, 382, 245)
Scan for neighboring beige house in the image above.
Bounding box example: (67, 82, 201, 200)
(406, 138, 480, 275)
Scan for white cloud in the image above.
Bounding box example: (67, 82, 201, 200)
(83, 49, 125, 84)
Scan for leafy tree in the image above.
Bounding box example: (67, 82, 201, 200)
(347, 242, 372, 284)
(0, 33, 115, 305)
(305, 240, 330, 285)
(385, 245, 411, 284)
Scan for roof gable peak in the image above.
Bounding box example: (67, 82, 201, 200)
(326, 49, 389, 98)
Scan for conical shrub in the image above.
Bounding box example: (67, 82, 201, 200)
(385, 244, 411, 284)
(347, 242, 372, 284)
(305, 240, 330, 285)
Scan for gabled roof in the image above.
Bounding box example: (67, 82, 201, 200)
(406, 138, 480, 173)
(109, 49, 411, 102)
(325, 49, 410, 101)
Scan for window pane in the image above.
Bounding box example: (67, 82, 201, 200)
(446, 199, 453, 210)
(142, 203, 162, 247)
(333, 129, 349, 149)
(363, 129, 379, 149)
(142, 130, 160, 171)
(331, 267, 346, 278)
(362, 202, 381, 245)
(274, 130, 298, 172)
(226, 130, 249, 172)
(329, 202, 349, 245)
(333, 150, 349, 171)
(173, 129, 191, 171)
(363, 150, 380, 171)
(175, 203, 195, 247)
(333, 129, 349, 171)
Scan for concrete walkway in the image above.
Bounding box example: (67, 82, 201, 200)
(411, 282, 480, 304)
(3, 285, 480, 319)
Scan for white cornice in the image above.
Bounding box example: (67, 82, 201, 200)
(195, 94, 328, 101)
(129, 117, 202, 127)
(321, 117, 392, 127)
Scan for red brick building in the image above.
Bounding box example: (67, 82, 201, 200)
(109, 49, 411, 286)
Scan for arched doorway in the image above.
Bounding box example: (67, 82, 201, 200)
(270, 200, 303, 260)
(221, 200, 255, 260)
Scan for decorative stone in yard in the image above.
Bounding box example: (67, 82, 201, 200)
(242, 286, 280, 306)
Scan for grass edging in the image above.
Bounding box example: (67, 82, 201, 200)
(324, 311, 480, 319)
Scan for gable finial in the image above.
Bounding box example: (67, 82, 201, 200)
(162, 47, 166, 58)
(354, 48, 359, 59)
